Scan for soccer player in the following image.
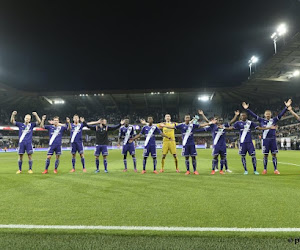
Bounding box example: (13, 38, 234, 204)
(68, 115, 87, 173)
(197, 110, 240, 175)
(10, 111, 41, 174)
(224, 112, 277, 175)
(40, 115, 70, 174)
(87, 119, 125, 173)
(161, 115, 216, 175)
(242, 99, 291, 174)
(118, 118, 137, 172)
(130, 117, 172, 174)
(141, 114, 179, 173)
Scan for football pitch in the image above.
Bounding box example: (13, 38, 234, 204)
(1, 148, 300, 249)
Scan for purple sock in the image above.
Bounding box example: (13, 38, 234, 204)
(185, 160, 190, 171)
(81, 158, 85, 169)
(242, 156, 247, 171)
(272, 156, 277, 170)
(29, 160, 33, 170)
(72, 158, 76, 169)
(45, 158, 50, 170)
(18, 160, 22, 171)
(220, 159, 225, 170)
(103, 159, 107, 171)
(212, 159, 218, 170)
(55, 159, 60, 169)
(153, 158, 157, 171)
(95, 159, 99, 170)
(252, 156, 257, 171)
(263, 157, 268, 170)
(133, 157, 137, 170)
(192, 159, 197, 171)
(123, 159, 127, 169)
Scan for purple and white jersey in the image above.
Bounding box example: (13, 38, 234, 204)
(119, 125, 136, 145)
(140, 125, 161, 146)
(175, 123, 199, 146)
(247, 107, 287, 139)
(233, 120, 259, 143)
(70, 123, 84, 143)
(202, 123, 229, 146)
(15, 122, 37, 143)
(45, 125, 68, 146)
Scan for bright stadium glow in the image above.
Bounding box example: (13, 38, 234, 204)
(293, 70, 300, 77)
(198, 95, 210, 102)
(248, 56, 258, 76)
(53, 99, 65, 104)
(277, 23, 287, 36)
(271, 23, 288, 54)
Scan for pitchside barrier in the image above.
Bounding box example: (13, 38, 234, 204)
(0, 144, 207, 153)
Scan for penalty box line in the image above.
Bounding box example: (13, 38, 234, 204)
(1, 225, 300, 232)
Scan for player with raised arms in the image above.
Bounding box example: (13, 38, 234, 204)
(118, 118, 137, 172)
(130, 116, 172, 174)
(242, 99, 291, 174)
(86, 118, 124, 173)
(140, 114, 179, 173)
(40, 115, 70, 174)
(68, 115, 87, 173)
(10, 111, 41, 174)
(197, 110, 240, 175)
(160, 114, 216, 175)
(223, 112, 277, 175)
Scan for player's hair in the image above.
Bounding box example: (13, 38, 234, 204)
(73, 114, 79, 118)
(53, 116, 59, 120)
(185, 114, 190, 117)
(165, 114, 171, 117)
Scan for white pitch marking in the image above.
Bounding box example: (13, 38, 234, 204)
(257, 159, 300, 167)
(0, 224, 300, 232)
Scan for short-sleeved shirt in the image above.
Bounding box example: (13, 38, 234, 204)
(175, 123, 199, 145)
(119, 125, 136, 145)
(70, 123, 85, 143)
(201, 123, 229, 146)
(140, 125, 162, 145)
(233, 120, 258, 143)
(15, 122, 37, 143)
(45, 125, 68, 146)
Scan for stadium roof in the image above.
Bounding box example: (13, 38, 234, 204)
(0, 33, 300, 107)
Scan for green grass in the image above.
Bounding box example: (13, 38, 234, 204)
(0, 148, 300, 249)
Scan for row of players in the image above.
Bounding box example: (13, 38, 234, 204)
(10, 98, 296, 175)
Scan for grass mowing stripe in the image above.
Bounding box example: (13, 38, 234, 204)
(1, 224, 300, 232)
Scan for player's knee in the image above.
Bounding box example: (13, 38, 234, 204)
(272, 154, 276, 158)
(221, 155, 226, 160)
(162, 155, 166, 159)
(28, 154, 32, 160)
(173, 154, 177, 158)
(123, 155, 127, 160)
(192, 156, 196, 160)
(213, 155, 218, 160)
(80, 154, 84, 158)
(132, 154, 135, 158)
(185, 156, 189, 161)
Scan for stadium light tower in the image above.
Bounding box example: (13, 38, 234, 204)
(271, 23, 287, 54)
(248, 56, 258, 76)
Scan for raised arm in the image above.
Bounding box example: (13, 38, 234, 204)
(198, 110, 209, 123)
(159, 123, 176, 129)
(40, 115, 46, 128)
(256, 125, 277, 130)
(242, 102, 260, 120)
(107, 120, 124, 131)
(10, 111, 17, 125)
(66, 117, 71, 130)
(32, 112, 41, 125)
(275, 99, 292, 120)
(288, 106, 300, 121)
(198, 119, 217, 128)
(87, 119, 102, 125)
(229, 110, 240, 125)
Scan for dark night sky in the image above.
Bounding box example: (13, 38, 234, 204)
(0, 0, 299, 92)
